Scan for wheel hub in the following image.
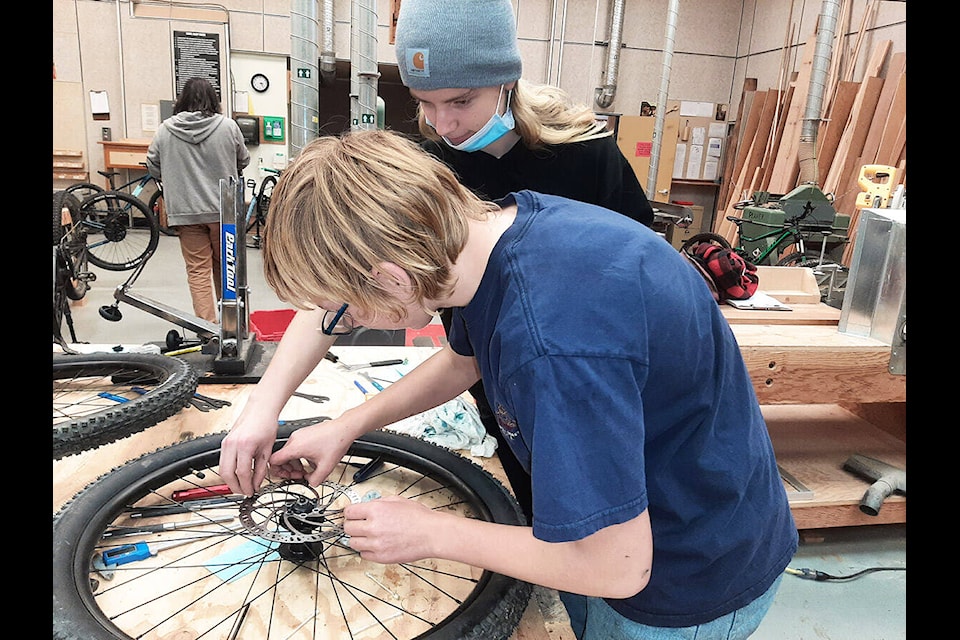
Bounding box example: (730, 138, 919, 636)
(103, 219, 128, 242)
(238, 480, 360, 544)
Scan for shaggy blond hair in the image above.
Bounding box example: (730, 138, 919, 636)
(261, 130, 497, 321)
(417, 79, 611, 149)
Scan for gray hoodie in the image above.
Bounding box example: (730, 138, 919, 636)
(146, 112, 251, 226)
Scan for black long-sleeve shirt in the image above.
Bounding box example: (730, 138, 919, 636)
(422, 135, 655, 228)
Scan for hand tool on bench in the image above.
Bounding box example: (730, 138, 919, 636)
(101, 515, 234, 539)
(101, 524, 244, 566)
(291, 390, 330, 403)
(339, 358, 407, 372)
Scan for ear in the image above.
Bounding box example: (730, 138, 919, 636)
(371, 262, 411, 294)
(505, 80, 517, 92)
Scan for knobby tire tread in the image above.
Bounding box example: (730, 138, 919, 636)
(53, 353, 199, 460)
(53, 428, 531, 640)
(81, 191, 160, 271)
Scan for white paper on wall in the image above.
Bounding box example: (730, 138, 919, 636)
(673, 144, 687, 179)
(686, 145, 703, 179)
(707, 137, 723, 158)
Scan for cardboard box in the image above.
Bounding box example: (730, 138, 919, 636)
(755, 266, 821, 304)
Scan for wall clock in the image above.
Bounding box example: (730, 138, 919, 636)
(251, 73, 270, 93)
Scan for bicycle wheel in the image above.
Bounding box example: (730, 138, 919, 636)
(54, 246, 73, 346)
(54, 190, 92, 300)
(680, 232, 732, 254)
(776, 250, 848, 301)
(52, 428, 532, 640)
(149, 189, 177, 237)
(53, 352, 199, 460)
(256, 174, 278, 225)
(80, 190, 160, 271)
(65, 181, 105, 205)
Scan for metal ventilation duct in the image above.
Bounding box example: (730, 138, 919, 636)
(647, 0, 680, 197)
(291, 0, 320, 159)
(798, 0, 841, 186)
(595, 0, 625, 109)
(350, 0, 379, 130)
(320, 0, 336, 85)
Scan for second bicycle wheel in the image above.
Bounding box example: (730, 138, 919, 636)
(52, 427, 532, 640)
(79, 190, 160, 271)
(53, 352, 199, 460)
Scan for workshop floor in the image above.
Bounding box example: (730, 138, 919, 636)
(60, 233, 907, 639)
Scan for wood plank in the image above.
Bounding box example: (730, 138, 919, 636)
(859, 51, 906, 164)
(722, 303, 840, 326)
(758, 85, 795, 193)
(822, 76, 885, 201)
(875, 69, 907, 166)
(816, 81, 859, 186)
(731, 324, 906, 404)
(765, 404, 905, 530)
(766, 36, 816, 194)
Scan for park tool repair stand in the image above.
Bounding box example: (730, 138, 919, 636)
(99, 176, 268, 381)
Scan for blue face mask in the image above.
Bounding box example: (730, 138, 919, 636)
(428, 86, 516, 153)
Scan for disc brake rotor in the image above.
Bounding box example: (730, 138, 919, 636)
(238, 480, 360, 543)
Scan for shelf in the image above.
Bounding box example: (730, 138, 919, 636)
(766, 404, 905, 530)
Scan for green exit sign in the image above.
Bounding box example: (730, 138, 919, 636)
(297, 68, 311, 78)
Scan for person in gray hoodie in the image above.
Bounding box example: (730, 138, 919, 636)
(146, 77, 250, 324)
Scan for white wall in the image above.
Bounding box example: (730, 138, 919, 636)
(53, 0, 907, 186)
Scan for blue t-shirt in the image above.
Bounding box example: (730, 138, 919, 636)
(448, 190, 798, 627)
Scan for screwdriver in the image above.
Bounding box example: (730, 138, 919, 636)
(101, 515, 234, 539)
(102, 535, 212, 566)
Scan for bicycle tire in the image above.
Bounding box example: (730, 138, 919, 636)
(54, 247, 71, 346)
(54, 191, 92, 301)
(680, 232, 732, 254)
(54, 190, 81, 245)
(53, 352, 199, 460)
(65, 181, 105, 205)
(148, 189, 177, 237)
(79, 190, 160, 271)
(256, 174, 278, 224)
(52, 427, 532, 640)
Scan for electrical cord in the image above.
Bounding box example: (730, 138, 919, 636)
(785, 566, 906, 582)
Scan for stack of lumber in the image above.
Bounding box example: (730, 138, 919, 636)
(714, 22, 905, 266)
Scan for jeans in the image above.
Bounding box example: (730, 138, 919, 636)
(560, 574, 783, 640)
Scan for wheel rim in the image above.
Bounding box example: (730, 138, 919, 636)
(54, 430, 529, 640)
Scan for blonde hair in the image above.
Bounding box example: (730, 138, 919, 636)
(261, 130, 496, 321)
(418, 79, 611, 149)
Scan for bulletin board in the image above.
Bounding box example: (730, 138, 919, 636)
(671, 101, 729, 182)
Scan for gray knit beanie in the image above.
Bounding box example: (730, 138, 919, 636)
(395, 0, 522, 91)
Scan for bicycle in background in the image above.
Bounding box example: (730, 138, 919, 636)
(66, 163, 174, 236)
(245, 167, 282, 249)
(681, 199, 848, 302)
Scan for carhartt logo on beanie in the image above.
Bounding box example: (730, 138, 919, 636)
(395, 0, 523, 91)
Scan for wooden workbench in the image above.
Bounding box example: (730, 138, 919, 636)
(721, 302, 906, 529)
(52, 346, 575, 640)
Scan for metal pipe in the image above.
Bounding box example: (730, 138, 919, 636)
(798, 0, 841, 186)
(647, 0, 680, 198)
(290, 0, 320, 159)
(546, 0, 558, 84)
(350, 0, 379, 131)
(320, 0, 336, 85)
(594, 0, 625, 109)
(555, 0, 570, 87)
